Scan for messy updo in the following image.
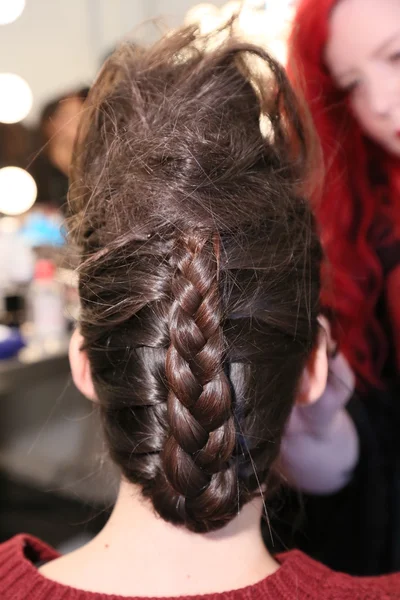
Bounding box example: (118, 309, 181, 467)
(68, 26, 322, 533)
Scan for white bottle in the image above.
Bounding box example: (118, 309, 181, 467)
(0, 217, 34, 324)
(30, 259, 66, 345)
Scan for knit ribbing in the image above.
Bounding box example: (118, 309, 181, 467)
(0, 535, 398, 599)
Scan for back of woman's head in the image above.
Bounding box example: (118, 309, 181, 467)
(68, 26, 321, 533)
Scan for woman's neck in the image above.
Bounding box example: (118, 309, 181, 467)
(40, 480, 278, 597)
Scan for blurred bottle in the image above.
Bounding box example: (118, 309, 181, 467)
(30, 259, 66, 344)
(0, 216, 34, 327)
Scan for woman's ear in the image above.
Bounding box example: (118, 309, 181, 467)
(69, 328, 97, 401)
(296, 316, 329, 406)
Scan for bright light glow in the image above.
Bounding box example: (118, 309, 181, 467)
(220, 1, 243, 21)
(0, 0, 25, 25)
(0, 216, 19, 233)
(185, 3, 219, 24)
(0, 73, 33, 123)
(185, 3, 223, 35)
(243, 0, 264, 8)
(268, 38, 288, 65)
(238, 7, 268, 39)
(0, 167, 37, 216)
(197, 14, 221, 35)
(185, 1, 295, 65)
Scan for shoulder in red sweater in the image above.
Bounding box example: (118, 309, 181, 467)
(0, 535, 399, 599)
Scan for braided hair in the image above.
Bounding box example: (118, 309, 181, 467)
(68, 25, 322, 533)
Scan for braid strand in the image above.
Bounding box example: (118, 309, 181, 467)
(161, 232, 237, 531)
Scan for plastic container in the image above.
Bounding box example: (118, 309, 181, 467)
(0, 216, 34, 326)
(0, 325, 25, 360)
(30, 259, 66, 342)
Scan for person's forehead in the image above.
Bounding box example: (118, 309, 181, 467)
(57, 96, 83, 116)
(325, 0, 400, 73)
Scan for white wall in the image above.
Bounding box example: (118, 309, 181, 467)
(0, 0, 211, 124)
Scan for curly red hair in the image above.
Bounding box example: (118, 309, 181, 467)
(289, 0, 400, 388)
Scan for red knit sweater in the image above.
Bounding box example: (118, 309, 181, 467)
(0, 535, 399, 599)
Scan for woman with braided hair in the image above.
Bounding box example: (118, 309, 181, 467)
(0, 23, 398, 600)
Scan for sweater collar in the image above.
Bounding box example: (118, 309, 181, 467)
(0, 534, 330, 600)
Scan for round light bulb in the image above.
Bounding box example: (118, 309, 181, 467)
(0, 0, 25, 25)
(0, 167, 37, 216)
(0, 73, 33, 123)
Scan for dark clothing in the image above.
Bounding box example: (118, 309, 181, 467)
(268, 385, 400, 576)
(266, 156, 400, 576)
(30, 157, 69, 212)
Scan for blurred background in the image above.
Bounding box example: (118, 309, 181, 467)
(0, 0, 295, 552)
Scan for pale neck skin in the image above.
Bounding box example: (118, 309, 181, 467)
(39, 479, 278, 597)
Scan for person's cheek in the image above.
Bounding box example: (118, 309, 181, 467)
(350, 95, 378, 141)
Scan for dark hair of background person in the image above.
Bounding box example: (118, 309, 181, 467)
(0, 122, 33, 170)
(68, 25, 323, 533)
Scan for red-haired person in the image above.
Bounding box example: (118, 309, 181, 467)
(286, 0, 400, 576)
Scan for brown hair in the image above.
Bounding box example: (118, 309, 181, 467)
(68, 25, 322, 533)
